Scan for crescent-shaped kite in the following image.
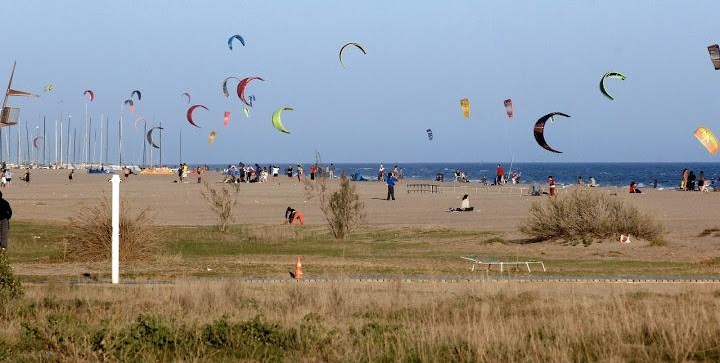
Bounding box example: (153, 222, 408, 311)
(271, 107, 294, 134)
(83, 90, 94, 102)
(222, 77, 240, 98)
(708, 44, 720, 70)
(43, 84, 53, 93)
(146, 127, 164, 149)
(460, 98, 470, 118)
(694, 126, 719, 154)
(223, 111, 230, 127)
(228, 34, 245, 50)
(133, 117, 146, 128)
(504, 99, 514, 118)
(208, 131, 217, 144)
(131, 90, 142, 101)
(599, 72, 626, 100)
(534, 112, 571, 153)
(181, 92, 191, 104)
(242, 106, 250, 118)
(186, 104, 208, 128)
(32, 136, 43, 149)
(426, 129, 433, 141)
(236, 76, 264, 107)
(124, 99, 135, 112)
(339, 42, 366, 67)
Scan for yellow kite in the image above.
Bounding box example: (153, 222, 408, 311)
(694, 126, 719, 155)
(460, 98, 470, 118)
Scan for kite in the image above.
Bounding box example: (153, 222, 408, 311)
(243, 106, 250, 118)
(460, 98, 470, 118)
(181, 92, 191, 103)
(223, 111, 230, 127)
(146, 127, 163, 149)
(133, 117, 146, 128)
(504, 99, 513, 118)
(339, 42, 366, 67)
(208, 131, 217, 144)
(228, 34, 245, 50)
(236, 76, 264, 107)
(708, 44, 720, 70)
(43, 84, 53, 93)
(186, 104, 208, 128)
(271, 107, 294, 134)
(599, 72, 626, 100)
(124, 99, 135, 112)
(248, 95, 256, 106)
(222, 77, 240, 98)
(694, 126, 719, 155)
(32, 137, 43, 149)
(534, 112, 571, 153)
(426, 129, 433, 141)
(83, 90, 95, 102)
(131, 90, 142, 101)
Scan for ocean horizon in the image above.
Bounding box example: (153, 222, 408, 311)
(202, 162, 720, 188)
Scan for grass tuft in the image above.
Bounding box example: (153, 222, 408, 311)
(520, 189, 663, 245)
(64, 198, 160, 263)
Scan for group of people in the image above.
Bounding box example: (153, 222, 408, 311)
(222, 163, 338, 184)
(680, 168, 710, 192)
(378, 164, 403, 181)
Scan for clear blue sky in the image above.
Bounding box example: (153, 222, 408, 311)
(1, 1, 719, 164)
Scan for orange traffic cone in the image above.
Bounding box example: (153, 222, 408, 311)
(294, 256, 304, 279)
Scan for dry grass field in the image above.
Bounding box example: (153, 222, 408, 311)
(0, 170, 719, 361)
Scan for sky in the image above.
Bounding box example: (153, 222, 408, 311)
(1, 1, 719, 165)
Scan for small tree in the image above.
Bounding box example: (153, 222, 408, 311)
(305, 175, 365, 239)
(0, 251, 23, 302)
(201, 181, 241, 232)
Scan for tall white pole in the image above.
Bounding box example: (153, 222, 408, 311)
(59, 121, 63, 166)
(111, 174, 120, 284)
(84, 102, 88, 165)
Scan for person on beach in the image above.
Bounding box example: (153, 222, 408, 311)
(548, 176, 556, 196)
(68, 169, 74, 181)
(286, 165, 293, 178)
(22, 169, 30, 183)
(681, 168, 688, 190)
(178, 164, 184, 182)
(378, 164, 385, 181)
(285, 207, 304, 225)
(629, 182, 642, 193)
(272, 165, 279, 178)
(688, 171, 696, 191)
(496, 164, 504, 185)
(698, 171, 707, 192)
(297, 164, 304, 181)
(576, 175, 584, 185)
(196, 167, 203, 183)
(0, 191, 11, 250)
(123, 166, 131, 180)
(589, 176, 597, 187)
(450, 194, 474, 212)
(328, 163, 335, 179)
(310, 164, 317, 180)
(0, 170, 5, 187)
(386, 173, 397, 200)
(3, 169, 11, 187)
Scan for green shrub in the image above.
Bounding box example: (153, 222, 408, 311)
(520, 189, 663, 244)
(305, 176, 366, 239)
(0, 251, 23, 302)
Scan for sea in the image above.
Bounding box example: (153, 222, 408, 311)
(209, 162, 720, 188)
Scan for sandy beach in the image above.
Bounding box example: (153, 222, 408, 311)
(5, 169, 720, 263)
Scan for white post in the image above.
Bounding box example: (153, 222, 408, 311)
(111, 174, 120, 284)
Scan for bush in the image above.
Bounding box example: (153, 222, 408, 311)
(520, 189, 663, 244)
(65, 198, 160, 263)
(201, 181, 240, 232)
(305, 176, 365, 239)
(0, 251, 23, 302)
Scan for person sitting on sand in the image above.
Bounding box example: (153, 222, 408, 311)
(449, 194, 474, 212)
(629, 181, 642, 193)
(285, 207, 304, 225)
(589, 176, 597, 187)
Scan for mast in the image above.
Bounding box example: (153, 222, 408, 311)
(159, 121, 163, 167)
(99, 113, 104, 167)
(65, 114, 71, 166)
(2, 61, 16, 110)
(43, 116, 46, 165)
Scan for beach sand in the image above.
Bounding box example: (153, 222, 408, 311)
(7, 169, 720, 262)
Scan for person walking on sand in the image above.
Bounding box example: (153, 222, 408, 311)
(548, 176, 556, 196)
(378, 164, 385, 181)
(386, 173, 397, 200)
(296, 164, 304, 181)
(496, 164, 504, 185)
(0, 191, 12, 250)
(3, 169, 11, 187)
